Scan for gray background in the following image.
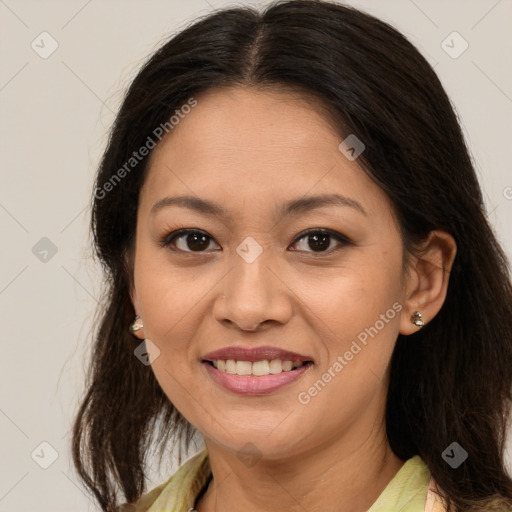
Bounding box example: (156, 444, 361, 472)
(1, 0, 511, 510)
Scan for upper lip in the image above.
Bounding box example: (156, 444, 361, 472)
(202, 345, 314, 363)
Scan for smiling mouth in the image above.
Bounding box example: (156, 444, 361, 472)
(203, 359, 314, 377)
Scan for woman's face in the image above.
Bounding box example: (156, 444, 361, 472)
(131, 86, 413, 460)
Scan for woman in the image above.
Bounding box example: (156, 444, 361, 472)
(72, 1, 512, 511)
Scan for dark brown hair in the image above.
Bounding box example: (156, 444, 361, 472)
(72, 1, 512, 510)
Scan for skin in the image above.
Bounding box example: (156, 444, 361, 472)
(130, 86, 457, 512)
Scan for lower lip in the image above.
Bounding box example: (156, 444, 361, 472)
(202, 361, 313, 395)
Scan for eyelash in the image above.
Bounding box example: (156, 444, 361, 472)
(159, 227, 352, 255)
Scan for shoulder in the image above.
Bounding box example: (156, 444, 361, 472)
(122, 450, 449, 512)
(118, 449, 210, 512)
(425, 476, 447, 512)
(368, 455, 441, 512)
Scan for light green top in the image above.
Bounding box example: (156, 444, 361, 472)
(128, 449, 433, 512)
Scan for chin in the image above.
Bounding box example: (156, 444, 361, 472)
(203, 422, 309, 461)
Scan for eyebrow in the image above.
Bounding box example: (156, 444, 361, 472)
(150, 193, 367, 219)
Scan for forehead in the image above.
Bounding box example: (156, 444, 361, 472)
(140, 86, 393, 221)
(153, 85, 342, 159)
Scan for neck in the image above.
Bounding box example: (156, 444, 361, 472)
(196, 417, 404, 512)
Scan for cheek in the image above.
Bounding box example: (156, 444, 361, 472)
(132, 241, 237, 406)
(292, 266, 402, 441)
(133, 242, 211, 340)
(134, 251, 207, 414)
(302, 249, 404, 403)
(306, 252, 403, 341)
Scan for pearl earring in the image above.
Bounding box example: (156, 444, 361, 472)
(411, 311, 424, 327)
(130, 315, 144, 333)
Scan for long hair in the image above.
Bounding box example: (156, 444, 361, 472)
(72, 1, 512, 510)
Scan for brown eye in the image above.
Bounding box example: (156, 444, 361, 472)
(290, 229, 351, 254)
(162, 229, 220, 252)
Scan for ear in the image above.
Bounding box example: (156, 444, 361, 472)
(126, 252, 146, 340)
(399, 230, 457, 335)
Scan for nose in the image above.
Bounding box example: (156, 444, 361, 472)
(213, 249, 293, 332)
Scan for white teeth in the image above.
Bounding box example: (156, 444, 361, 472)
(252, 360, 270, 376)
(269, 359, 283, 374)
(225, 359, 237, 374)
(211, 359, 305, 376)
(282, 360, 293, 371)
(236, 360, 252, 376)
